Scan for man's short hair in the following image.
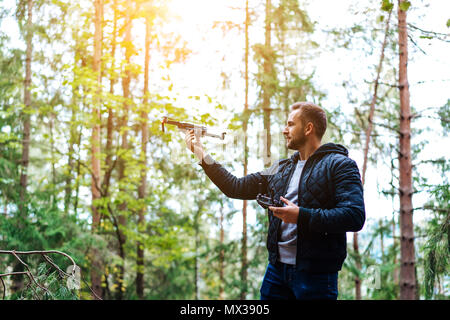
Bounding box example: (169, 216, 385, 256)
(290, 102, 327, 139)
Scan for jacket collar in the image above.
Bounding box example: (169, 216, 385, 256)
(290, 143, 348, 163)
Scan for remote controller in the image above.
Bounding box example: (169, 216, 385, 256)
(256, 183, 283, 209)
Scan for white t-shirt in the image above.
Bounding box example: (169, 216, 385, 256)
(278, 160, 306, 265)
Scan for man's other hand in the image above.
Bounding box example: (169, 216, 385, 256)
(185, 129, 205, 161)
(269, 196, 299, 224)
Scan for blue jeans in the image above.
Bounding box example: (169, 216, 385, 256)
(260, 262, 338, 300)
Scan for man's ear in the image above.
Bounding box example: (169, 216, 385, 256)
(305, 122, 314, 136)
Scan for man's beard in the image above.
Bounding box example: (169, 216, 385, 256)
(287, 132, 306, 150)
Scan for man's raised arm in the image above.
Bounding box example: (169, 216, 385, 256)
(184, 129, 274, 200)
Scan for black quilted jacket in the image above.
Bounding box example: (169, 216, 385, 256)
(199, 143, 365, 272)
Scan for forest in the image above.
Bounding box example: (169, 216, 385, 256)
(0, 0, 448, 300)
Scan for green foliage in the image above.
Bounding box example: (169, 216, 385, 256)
(399, 1, 412, 12)
(381, 0, 394, 12)
(421, 166, 450, 299)
(423, 217, 449, 299)
(7, 262, 79, 300)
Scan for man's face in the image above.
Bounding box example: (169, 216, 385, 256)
(283, 109, 306, 150)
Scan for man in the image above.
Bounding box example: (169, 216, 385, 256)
(185, 101, 365, 300)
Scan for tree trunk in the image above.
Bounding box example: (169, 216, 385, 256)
(102, 0, 117, 300)
(64, 84, 78, 215)
(103, 0, 117, 196)
(14, 0, 33, 295)
(49, 112, 56, 206)
(74, 57, 88, 215)
(397, 0, 416, 300)
(116, 0, 132, 299)
(240, 0, 249, 301)
(90, 0, 103, 300)
(279, 15, 289, 159)
(19, 0, 33, 217)
(262, 0, 272, 168)
(361, 9, 392, 185)
(74, 118, 83, 214)
(356, 8, 392, 300)
(136, 15, 151, 300)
